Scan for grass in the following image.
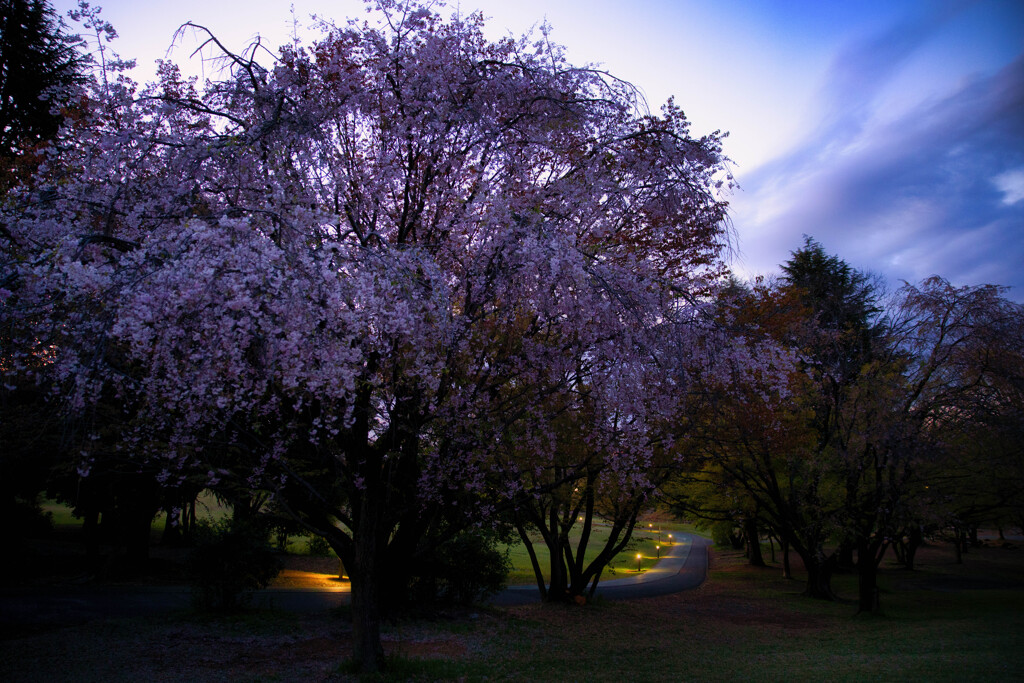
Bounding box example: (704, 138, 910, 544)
(6, 535, 1020, 681)
(38, 493, 341, 557)
(462, 542, 1024, 682)
(39, 490, 231, 532)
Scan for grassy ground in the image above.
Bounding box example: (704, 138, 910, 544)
(3, 537, 1021, 681)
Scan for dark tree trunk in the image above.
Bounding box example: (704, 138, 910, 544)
(515, 522, 548, 601)
(802, 551, 837, 599)
(855, 538, 885, 614)
(781, 537, 792, 579)
(900, 526, 922, 570)
(546, 532, 569, 602)
(856, 559, 879, 613)
(744, 517, 765, 567)
(82, 506, 100, 563)
(838, 541, 855, 570)
(904, 541, 919, 571)
(124, 506, 153, 572)
(351, 517, 385, 673)
(161, 508, 181, 546)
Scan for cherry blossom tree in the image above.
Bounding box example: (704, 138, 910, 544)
(1, 1, 733, 671)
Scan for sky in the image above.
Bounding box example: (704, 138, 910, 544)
(51, 0, 1024, 299)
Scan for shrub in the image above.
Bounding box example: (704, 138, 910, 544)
(187, 520, 281, 611)
(306, 534, 333, 556)
(710, 521, 745, 549)
(407, 528, 512, 606)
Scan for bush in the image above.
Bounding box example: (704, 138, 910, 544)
(5, 495, 52, 542)
(407, 528, 512, 606)
(710, 521, 745, 549)
(306, 534, 333, 556)
(187, 520, 282, 611)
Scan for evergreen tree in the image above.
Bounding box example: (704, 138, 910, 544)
(0, 0, 84, 176)
(779, 236, 882, 383)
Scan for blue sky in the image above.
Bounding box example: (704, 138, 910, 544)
(53, 0, 1024, 299)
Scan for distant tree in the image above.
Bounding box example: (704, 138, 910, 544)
(0, 0, 85, 188)
(0, 1, 87, 545)
(674, 241, 885, 601)
(884, 278, 1024, 567)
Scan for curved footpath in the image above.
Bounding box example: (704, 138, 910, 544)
(0, 534, 710, 630)
(489, 533, 711, 606)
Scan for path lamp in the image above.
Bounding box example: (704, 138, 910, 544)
(667, 534, 673, 546)
(637, 553, 642, 572)
(656, 545, 660, 559)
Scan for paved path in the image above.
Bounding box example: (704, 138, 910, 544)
(0, 534, 710, 629)
(489, 533, 711, 605)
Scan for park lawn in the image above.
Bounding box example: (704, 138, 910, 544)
(401, 541, 1024, 682)
(39, 492, 329, 555)
(39, 490, 231, 532)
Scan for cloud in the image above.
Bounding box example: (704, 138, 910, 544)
(731, 21, 1024, 301)
(993, 168, 1024, 205)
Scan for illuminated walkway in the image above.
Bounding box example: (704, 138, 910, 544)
(491, 532, 711, 605)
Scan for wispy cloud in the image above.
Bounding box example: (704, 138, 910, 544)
(733, 8, 1024, 300)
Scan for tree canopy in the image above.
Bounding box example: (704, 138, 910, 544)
(0, 1, 734, 672)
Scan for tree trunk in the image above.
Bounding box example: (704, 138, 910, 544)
(953, 527, 966, 564)
(351, 522, 385, 673)
(124, 507, 153, 572)
(904, 541, 918, 571)
(515, 522, 547, 601)
(856, 560, 880, 614)
(802, 551, 837, 600)
(855, 539, 884, 614)
(902, 526, 922, 571)
(744, 517, 765, 567)
(838, 541, 855, 570)
(781, 537, 792, 580)
(82, 506, 100, 564)
(546, 536, 569, 602)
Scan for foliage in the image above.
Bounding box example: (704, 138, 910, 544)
(305, 533, 333, 557)
(406, 526, 512, 606)
(0, 0, 86, 186)
(666, 238, 1024, 614)
(186, 519, 282, 611)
